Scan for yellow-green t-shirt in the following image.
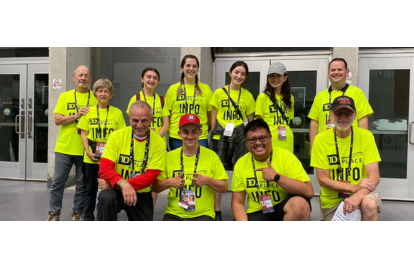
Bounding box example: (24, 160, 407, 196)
(308, 85, 373, 134)
(157, 146, 228, 219)
(231, 147, 310, 213)
(54, 89, 98, 155)
(77, 105, 126, 164)
(210, 85, 256, 140)
(165, 82, 213, 140)
(126, 91, 170, 141)
(101, 127, 166, 193)
(310, 127, 381, 209)
(256, 92, 294, 153)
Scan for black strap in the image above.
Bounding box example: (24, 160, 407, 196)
(180, 146, 200, 188)
(264, 92, 289, 124)
(334, 126, 354, 180)
(222, 87, 243, 121)
(130, 129, 151, 175)
(96, 105, 109, 139)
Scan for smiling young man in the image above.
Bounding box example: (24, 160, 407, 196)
(96, 101, 166, 221)
(308, 58, 374, 154)
(153, 114, 228, 221)
(231, 119, 314, 221)
(311, 96, 381, 221)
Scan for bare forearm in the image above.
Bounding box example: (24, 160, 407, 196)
(55, 113, 79, 126)
(277, 177, 314, 199)
(232, 202, 248, 221)
(81, 131, 90, 153)
(358, 116, 369, 130)
(205, 178, 228, 193)
(152, 179, 171, 193)
(158, 117, 169, 137)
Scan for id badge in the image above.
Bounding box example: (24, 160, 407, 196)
(338, 180, 351, 198)
(259, 194, 274, 214)
(327, 117, 335, 130)
(95, 142, 106, 158)
(130, 172, 140, 179)
(278, 126, 286, 140)
(178, 188, 195, 211)
(223, 123, 235, 137)
(77, 128, 81, 135)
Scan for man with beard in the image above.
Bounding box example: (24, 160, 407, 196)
(311, 96, 381, 221)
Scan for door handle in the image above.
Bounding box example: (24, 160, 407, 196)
(410, 121, 414, 145)
(28, 97, 32, 109)
(15, 114, 25, 138)
(27, 112, 32, 138)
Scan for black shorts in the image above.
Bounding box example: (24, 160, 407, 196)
(162, 214, 214, 221)
(247, 195, 312, 221)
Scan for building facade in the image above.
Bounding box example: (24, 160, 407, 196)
(0, 47, 413, 200)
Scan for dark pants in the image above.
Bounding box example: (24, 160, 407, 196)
(96, 189, 153, 221)
(83, 163, 99, 221)
(247, 195, 312, 221)
(162, 214, 214, 221)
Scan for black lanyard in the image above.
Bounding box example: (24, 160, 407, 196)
(251, 151, 273, 190)
(96, 105, 109, 139)
(180, 146, 200, 188)
(222, 86, 242, 120)
(142, 91, 156, 127)
(334, 126, 353, 180)
(130, 129, 151, 175)
(265, 92, 289, 125)
(328, 84, 349, 109)
(74, 89, 91, 113)
(182, 84, 196, 114)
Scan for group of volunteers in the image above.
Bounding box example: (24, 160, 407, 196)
(46, 55, 381, 221)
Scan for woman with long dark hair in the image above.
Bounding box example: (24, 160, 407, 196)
(256, 62, 294, 153)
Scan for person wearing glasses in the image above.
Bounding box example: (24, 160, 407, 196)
(311, 96, 381, 221)
(231, 119, 314, 221)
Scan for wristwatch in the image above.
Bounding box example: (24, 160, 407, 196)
(274, 173, 281, 182)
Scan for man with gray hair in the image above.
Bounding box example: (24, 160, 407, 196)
(96, 101, 166, 221)
(47, 65, 98, 221)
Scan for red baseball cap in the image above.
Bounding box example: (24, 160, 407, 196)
(179, 114, 202, 128)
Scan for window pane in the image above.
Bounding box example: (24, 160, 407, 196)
(215, 47, 331, 54)
(94, 47, 181, 123)
(369, 69, 409, 178)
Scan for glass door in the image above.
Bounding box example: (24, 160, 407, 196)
(0, 62, 48, 180)
(215, 57, 330, 195)
(359, 55, 414, 200)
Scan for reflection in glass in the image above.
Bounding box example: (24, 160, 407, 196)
(369, 69, 409, 178)
(95, 47, 181, 124)
(289, 71, 317, 174)
(33, 74, 48, 163)
(0, 74, 20, 162)
(225, 72, 260, 100)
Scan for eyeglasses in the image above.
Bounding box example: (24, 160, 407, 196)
(333, 111, 354, 118)
(245, 135, 269, 144)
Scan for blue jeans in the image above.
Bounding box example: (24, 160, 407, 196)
(169, 137, 209, 151)
(49, 152, 86, 214)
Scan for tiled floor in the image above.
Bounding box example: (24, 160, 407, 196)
(0, 179, 413, 221)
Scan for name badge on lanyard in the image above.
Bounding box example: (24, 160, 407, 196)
(259, 194, 274, 213)
(277, 126, 286, 140)
(327, 115, 335, 130)
(223, 123, 235, 137)
(95, 142, 106, 158)
(178, 188, 196, 211)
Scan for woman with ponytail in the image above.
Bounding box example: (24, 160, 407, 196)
(165, 55, 213, 150)
(256, 62, 295, 153)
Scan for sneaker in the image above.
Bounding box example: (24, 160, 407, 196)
(71, 211, 84, 221)
(46, 212, 60, 221)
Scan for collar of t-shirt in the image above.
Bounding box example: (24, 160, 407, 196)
(133, 133, 147, 142)
(328, 83, 349, 93)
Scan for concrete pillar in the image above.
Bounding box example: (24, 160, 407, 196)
(180, 47, 214, 88)
(332, 47, 359, 86)
(47, 47, 92, 188)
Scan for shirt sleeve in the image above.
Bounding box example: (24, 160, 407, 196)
(210, 88, 220, 109)
(246, 92, 256, 116)
(355, 89, 374, 120)
(230, 159, 246, 192)
(77, 112, 89, 131)
(308, 93, 321, 121)
(53, 92, 67, 115)
(98, 157, 123, 187)
(255, 93, 266, 117)
(310, 134, 330, 170)
(363, 132, 381, 165)
(126, 95, 136, 116)
(128, 169, 162, 190)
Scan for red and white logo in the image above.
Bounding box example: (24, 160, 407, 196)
(339, 98, 351, 104)
(187, 115, 195, 120)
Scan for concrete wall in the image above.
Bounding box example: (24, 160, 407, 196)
(333, 47, 359, 86)
(180, 47, 214, 88)
(47, 47, 92, 188)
